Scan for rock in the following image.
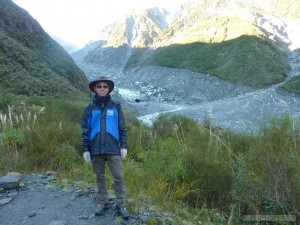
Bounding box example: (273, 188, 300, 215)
(78, 214, 90, 219)
(7, 172, 21, 177)
(74, 189, 84, 197)
(0, 173, 21, 189)
(48, 221, 66, 225)
(0, 197, 13, 206)
(88, 214, 95, 219)
(46, 171, 57, 176)
(108, 194, 116, 200)
(140, 215, 149, 222)
(8, 190, 19, 197)
(28, 211, 37, 217)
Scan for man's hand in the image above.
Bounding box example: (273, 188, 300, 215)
(83, 151, 91, 163)
(121, 148, 127, 159)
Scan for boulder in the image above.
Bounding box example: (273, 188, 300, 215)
(0, 172, 21, 189)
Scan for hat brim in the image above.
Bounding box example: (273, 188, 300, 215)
(89, 80, 114, 93)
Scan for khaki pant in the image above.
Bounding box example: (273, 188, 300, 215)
(92, 155, 126, 207)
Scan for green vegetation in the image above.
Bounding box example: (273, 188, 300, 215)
(150, 35, 288, 88)
(125, 48, 148, 70)
(281, 75, 300, 94)
(157, 13, 265, 46)
(1, 95, 299, 224)
(0, 0, 89, 97)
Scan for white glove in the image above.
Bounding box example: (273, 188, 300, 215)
(83, 151, 91, 163)
(121, 148, 127, 159)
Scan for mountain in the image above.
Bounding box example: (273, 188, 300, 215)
(71, 7, 170, 80)
(71, 0, 300, 96)
(0, 0, 89, 97)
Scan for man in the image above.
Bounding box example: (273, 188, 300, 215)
(81, 76, 129, 219)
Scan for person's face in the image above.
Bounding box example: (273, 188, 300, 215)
(94, 82, 109, 97)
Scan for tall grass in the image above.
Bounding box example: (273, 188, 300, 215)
(0, 96, 93, 182)
(230, 116, 300, 223)
(124, 114, 300, 224)
(1, 95, 299, 224)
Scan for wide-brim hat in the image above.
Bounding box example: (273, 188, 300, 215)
(88, 76, 114, 93)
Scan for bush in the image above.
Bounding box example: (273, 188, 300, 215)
(231, 116, 300, 219)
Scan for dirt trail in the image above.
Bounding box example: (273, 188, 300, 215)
(0, 173, 173, 225)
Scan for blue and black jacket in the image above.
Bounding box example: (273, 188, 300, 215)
(81, 96, 127, 156)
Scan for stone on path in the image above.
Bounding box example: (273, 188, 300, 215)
(0, 198, 13, 206)
(28, 211, 37, 217)
(0, 172, 21, 189)
(48, 221, 66, 225)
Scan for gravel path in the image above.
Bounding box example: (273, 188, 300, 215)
(0, 173, 173, 225)
(0, 174, 125, 225)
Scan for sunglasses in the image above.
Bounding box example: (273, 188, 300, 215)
(96, 85, 109, 89)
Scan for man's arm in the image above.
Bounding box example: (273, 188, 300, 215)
(118, 104, 127, 149)
(81, 106, 91, 153)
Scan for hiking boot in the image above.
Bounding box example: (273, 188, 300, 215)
(95, 203, 108, 216)
(116, 206, 130, 219)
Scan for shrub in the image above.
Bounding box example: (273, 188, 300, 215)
(0, 128, 25, 154)
(231, 116, 300, 219)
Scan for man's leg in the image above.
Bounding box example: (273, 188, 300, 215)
(107, 155, 125, 206)
(107, 155, 129, 219)
(92, 155, 108, 215)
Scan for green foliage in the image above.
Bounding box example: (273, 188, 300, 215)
(150, 35, 287, 88)
(0, 0, 89, 97)
(125, 114, 300, 224)
(0, 95, 91, 178)
(125, 48, 148, 70)
(231, 116, 300, 218)
(281, 74, 300, 94)
(0, 127, 24, 154)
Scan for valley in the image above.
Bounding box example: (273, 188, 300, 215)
(70, 2, 300, 133)
(113, 38, 300, 133)
(120, 46, 300, 133)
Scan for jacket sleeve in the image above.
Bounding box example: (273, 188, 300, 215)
(118, 104, 127, 149)
(81, 106, 91, 153)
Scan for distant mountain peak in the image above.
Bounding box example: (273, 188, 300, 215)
(90, 7, 170, 48)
